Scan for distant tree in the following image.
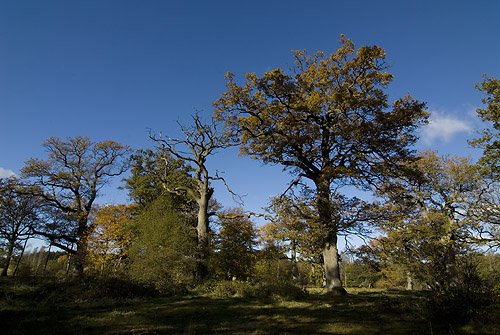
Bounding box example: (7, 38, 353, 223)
(263, 195, 322, 282)
(215, 35, 428, 292)
(376, 151, 483, 290)
(340, 250, 382, 288)
(0, 177, 40, 276)
(212, 208, 257, 280)
(149, 111, 236, 279)
(21, 136, 131, 276)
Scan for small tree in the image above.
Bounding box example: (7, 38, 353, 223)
(21, 136, 131, 275)
(127, 196, 197, 293)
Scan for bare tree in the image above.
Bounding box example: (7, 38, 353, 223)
(150, 111, 237, 279)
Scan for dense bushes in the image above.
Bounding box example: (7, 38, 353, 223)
(194, 279, 306, 300)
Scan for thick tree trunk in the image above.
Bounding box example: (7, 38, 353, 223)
(444, 244, 459, 288)
(73, 240, 86, 277)
(443, 218, 459, 289)
(1, 241, 15, 276)
(195, 190, 210, 280)
(73, 218, 89, 277)
(323, 231, 344, 292)
(315, 178, 346, 294)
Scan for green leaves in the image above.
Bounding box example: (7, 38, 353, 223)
(470, 75, 500, 175)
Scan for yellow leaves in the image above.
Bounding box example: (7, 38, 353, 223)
(87, 204, 135, 266)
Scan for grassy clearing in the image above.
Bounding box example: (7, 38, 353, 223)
(1, 278, 498, 335)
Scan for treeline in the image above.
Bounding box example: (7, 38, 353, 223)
(1, 37, 500, 312)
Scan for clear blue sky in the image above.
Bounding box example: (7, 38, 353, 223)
(1, 1, 499, 222)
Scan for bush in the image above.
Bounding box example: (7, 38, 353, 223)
(5, 276, 158, 304)
(255, 281, 307, 300)
(428, 288, 493, 324)
(195, 279, 306, 300)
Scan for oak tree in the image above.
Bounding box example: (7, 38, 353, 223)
(150, 111, 236, 279)
(21, 136, 131, 275)
(214, 36, 427, 292)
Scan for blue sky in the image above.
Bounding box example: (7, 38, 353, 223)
(1, 0, 499, 224)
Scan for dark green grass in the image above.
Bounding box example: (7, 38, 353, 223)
(1, 278, 498, 335)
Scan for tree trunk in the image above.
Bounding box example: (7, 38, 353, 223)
(444, 244, 459, 288)
(323, 231, 344, 293)
(406, 271, 414, 290)
(13, 237, 29, 277)
(73, 219, 89, 277)
(43, 244, 52, 273)
(66, 253, 72, 277)
(73, 240, 86, 277)
(195, 191, 210, 280)
(443, 217, 459, 289)
(315, 178, 346, 294)
(291, 238, 298, 283)
(1, 241, 15, 276)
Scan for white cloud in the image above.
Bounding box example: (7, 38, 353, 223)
(420, 112, 473, 145)
(0, 167, 16, 178)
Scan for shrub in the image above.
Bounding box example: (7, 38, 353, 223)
(196, 279, 306, 300)
(428, 288, 493, 325)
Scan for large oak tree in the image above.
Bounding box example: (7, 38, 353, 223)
(214, 36, 428, 292)
(21, 136, 131, 275)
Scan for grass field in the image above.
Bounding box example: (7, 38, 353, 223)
(1, 278, 498, 335)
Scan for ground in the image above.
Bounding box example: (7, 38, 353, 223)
(1, 278, 498, 335)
